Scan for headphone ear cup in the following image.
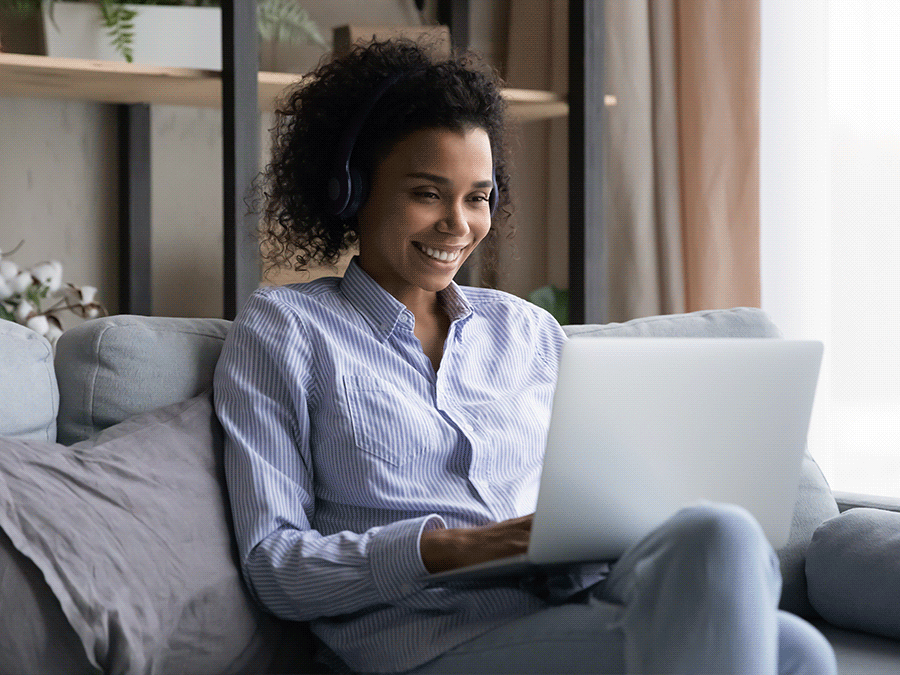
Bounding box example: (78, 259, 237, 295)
(343, 165, 367, 220)
(326, 170, 352, 218)
(489, 171, 499, 217)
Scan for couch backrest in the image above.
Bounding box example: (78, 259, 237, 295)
(0, 320, 58, 442)
(51, 307, 779, 445)
(563, 307, 782, 339)
(54, 315, 231, 445)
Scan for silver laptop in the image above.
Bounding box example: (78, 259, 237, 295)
(426, 337, 823, 585)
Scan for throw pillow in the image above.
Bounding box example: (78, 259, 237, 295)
(0, 527, 98, 674)
(0, 319, 58, 441)
(806, 507, 900, 639)
(0, 393, 283, 674)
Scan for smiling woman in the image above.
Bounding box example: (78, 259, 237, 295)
(215, 38, 836, 675)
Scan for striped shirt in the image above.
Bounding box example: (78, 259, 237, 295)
(214, 257, 570, 673)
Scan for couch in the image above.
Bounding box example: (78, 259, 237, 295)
(1, 307, 900, 674)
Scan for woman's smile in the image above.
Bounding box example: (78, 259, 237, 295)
(412, 242, 465, 263)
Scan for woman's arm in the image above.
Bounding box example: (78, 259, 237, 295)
(214, 291, 442, 622)
(419, 514, 533, 573)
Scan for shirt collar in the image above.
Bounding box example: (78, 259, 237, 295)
(339, 257, 473, 342)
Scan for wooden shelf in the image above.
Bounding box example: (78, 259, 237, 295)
(503, 87, 569, 122)
(0, 53, 568, 119)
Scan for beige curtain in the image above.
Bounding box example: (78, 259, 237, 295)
(605, 0, 686, 320)
(505, 0, 760, 322)
(675, 0, 761, 314)
(607, 0, 760, 320)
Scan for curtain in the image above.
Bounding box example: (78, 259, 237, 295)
(606, 0, 761, 320)
(605, 0, 686, 320)
(674, 0, 761, 314)
(504, 0, 760, 322)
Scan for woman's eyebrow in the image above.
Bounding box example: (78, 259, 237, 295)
(405, 172, 493, 188)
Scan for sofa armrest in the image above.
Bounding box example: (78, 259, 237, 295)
(833, 490, 900, 514)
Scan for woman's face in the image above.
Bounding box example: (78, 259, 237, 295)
(355, 126, 494, 305)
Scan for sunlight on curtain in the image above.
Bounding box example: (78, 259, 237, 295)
(761, 0, 900, 497)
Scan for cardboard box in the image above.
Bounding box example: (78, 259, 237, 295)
(332, 25, 451, 59)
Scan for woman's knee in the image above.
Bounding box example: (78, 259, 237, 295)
(778, 611, 837, 675)
(651, 502, 782, 611)
(673, 502, 771, 556)
(602, 501, 783, 607)
(669, 502, 781, 586)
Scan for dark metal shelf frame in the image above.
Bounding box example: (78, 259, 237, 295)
(568, 0, 606, 324)
(118, 0, 603, 323)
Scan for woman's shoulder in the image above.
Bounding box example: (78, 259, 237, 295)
(459, 285, 566, 365)
(459, 285, 566, 341)
(459, 284, 527, 308)
(257, 275, 342, 301)
(229, 277, 347, 340)
(245, 276, 343, 315)
(460, 285, 556, 323)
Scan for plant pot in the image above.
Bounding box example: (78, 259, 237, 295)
(257, 40, 323, 74)
(1, 2, 330, 74)
(42, 2, 221, 70)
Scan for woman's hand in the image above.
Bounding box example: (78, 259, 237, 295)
(420, 514, 533, 573)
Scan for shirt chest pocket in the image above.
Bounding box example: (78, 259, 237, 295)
(342, 375, 437, 466)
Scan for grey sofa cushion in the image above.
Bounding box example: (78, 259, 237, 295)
(563, 307, 838, 620)
(0, 393, 282, 674)
(54, 315, 231, 445)
(807, 508, 900, 640)
(564, 306, 783, 339)
(0, 320, 58, 442)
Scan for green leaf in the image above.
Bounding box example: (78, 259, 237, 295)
(25, 283, 46, 309)
(100, 0, 137, 62)
(528, 284, 570, 325)
(256, 0, 328, 48)
(1, 0, 38, 19)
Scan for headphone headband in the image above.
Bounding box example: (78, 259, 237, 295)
(326, 73, 403, 218)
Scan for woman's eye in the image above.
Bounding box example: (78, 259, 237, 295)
(414, 191, 440, 200)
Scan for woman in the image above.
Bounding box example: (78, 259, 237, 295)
(213, 40, 836, 674)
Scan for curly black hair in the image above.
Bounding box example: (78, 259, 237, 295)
(257, 39, 515, 276)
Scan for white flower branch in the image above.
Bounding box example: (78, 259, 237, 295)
(0, 242, 107, 344)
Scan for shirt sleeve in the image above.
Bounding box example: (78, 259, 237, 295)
(213, 291, 445, 622)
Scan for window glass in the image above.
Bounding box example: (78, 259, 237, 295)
(762, 0, 900, 497)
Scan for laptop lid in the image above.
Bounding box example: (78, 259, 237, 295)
(527, 337, 823, 565)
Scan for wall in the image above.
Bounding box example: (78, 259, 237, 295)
(0, 97, 119, 324)
(0, 0, 554, 321)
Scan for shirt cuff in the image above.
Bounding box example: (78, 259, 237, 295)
(368, 514, 445, 602)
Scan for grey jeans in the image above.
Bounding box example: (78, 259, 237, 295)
(409, 502, 837, 674)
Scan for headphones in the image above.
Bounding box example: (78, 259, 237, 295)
(325, 72, 499, 220)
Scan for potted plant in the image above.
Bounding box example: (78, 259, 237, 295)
(0, 0, 327, 69)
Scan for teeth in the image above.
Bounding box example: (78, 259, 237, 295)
(418, 244, 461, 263)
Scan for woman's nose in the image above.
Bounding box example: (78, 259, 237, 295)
(438, 200, 470, 235)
